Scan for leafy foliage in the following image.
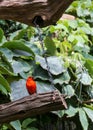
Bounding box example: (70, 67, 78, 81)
(0, 0, 93, 129)
(67, 0, 93, 26)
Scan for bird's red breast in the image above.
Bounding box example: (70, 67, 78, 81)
(26, 77, 36, 94)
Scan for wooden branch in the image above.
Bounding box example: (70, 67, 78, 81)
(0, 91, 67, 123)
(61, 14, 75, 20)
(0, 0, 74, 27)
(82, 99, 93, 104)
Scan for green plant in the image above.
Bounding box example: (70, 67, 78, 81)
(0, 0, 93, 129)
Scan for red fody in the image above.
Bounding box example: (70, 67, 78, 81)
(26, 77, 36, 94)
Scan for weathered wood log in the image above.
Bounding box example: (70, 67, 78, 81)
(0, 0, 74, 27)
(0, 91, 67, 123)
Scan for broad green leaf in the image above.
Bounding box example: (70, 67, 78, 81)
(55, 23, 68, 33)
(86, 85, 93, 98)
(78, 72, 92, 85)
(10, 29, 26, 40)
(0, 48, 14, 62)
(85, 59, 93, 77)
(52, 110, 65, 118)
(76, 35, 86, 44)
(49, 25, 56, 33)
(0, 84, 7, 95)
(36, 81, 55, 93)
(79, 26, 91, 35)
(33, 66, 49, 81)
(2, 40, 35, 57)
(83, 53, 93, 60)
(77, 6, 84, 17)
(10, 120, 21, 130)
(11, 79, 28, 101)
(0, 28, 4, 43)
(0, 65, 15, 76)
(36, 55, 66, 75)
(27, 41, 41, 55)
(74, 43, 90, 53)
(65, 105, 78, 117)
(12, 60, 31, 74)
(60, 41, 72, 53)
(68, 34, 75, 42)
(62, 85, 75, 97)
(19, 72, 30, 79)
(0, 74, 11, 92)
(27, 26, 35, 39)
(84, 107, 93, 122)
(0, 50, 13, 72)
(13, 29, 27, 40)
(22, 118, 36, 129)
(44, 37, 56, 55)
(79, 108, 88, 130)
(68, 20, 78, 29)
(54, 71, 70, 85)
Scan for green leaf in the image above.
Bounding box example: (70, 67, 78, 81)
(27, 41, 41, 55)
(68, 20, 78, 29)
(11, 79, 28, 101)
(65, 105, 78, 117)
(44, 37, 56, 55)
(86, 85, 93, 98)
(62, 85, 75, 97)
(33, 66, 49, 81)
(22, 118, 36, 129)
(54, 71, 70, 85)
(0, 74, 11, 92)
(68, 34, 75, 42)
(0, 66, 15, 76)
(12, 60, 31, 74)
(13, 29, 27, 40)
(0, 84, 7, 95)
(27, 26, 35, 39)
(79, 108, 88, 130)
(78, 72, 92, 85)
(84, 107, 93, 122)
(74, 43, 90, 53)
(10, 120, 21, 130)
(10, 29, 26, 40)
(55, 23, 68, 33)
(85, 59, 93, 77)
(0, 50, 13, 72)
(52, 110, 65, 118)
(0, 48, 14, 62)
(0, 28, 4, 43)
(36, 55, 66, 75)
(75, 35, 86, 44)
(2, 40, 35, 57)
(36, 81, 55, 93)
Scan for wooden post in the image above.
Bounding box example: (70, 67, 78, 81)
(0, 0, 74, 27)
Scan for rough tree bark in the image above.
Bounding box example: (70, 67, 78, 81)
(0, 0, 74, 27)
(0, 91, 67, 123)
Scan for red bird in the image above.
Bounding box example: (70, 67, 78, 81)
(26, 77, 36, 94)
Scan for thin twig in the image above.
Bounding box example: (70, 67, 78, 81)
(33, 17, 67, 108)
(82, 99, 93, 104)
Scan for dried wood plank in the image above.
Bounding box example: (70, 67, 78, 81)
(0, 91, 67, 123)
(0, 0, 74, 27)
